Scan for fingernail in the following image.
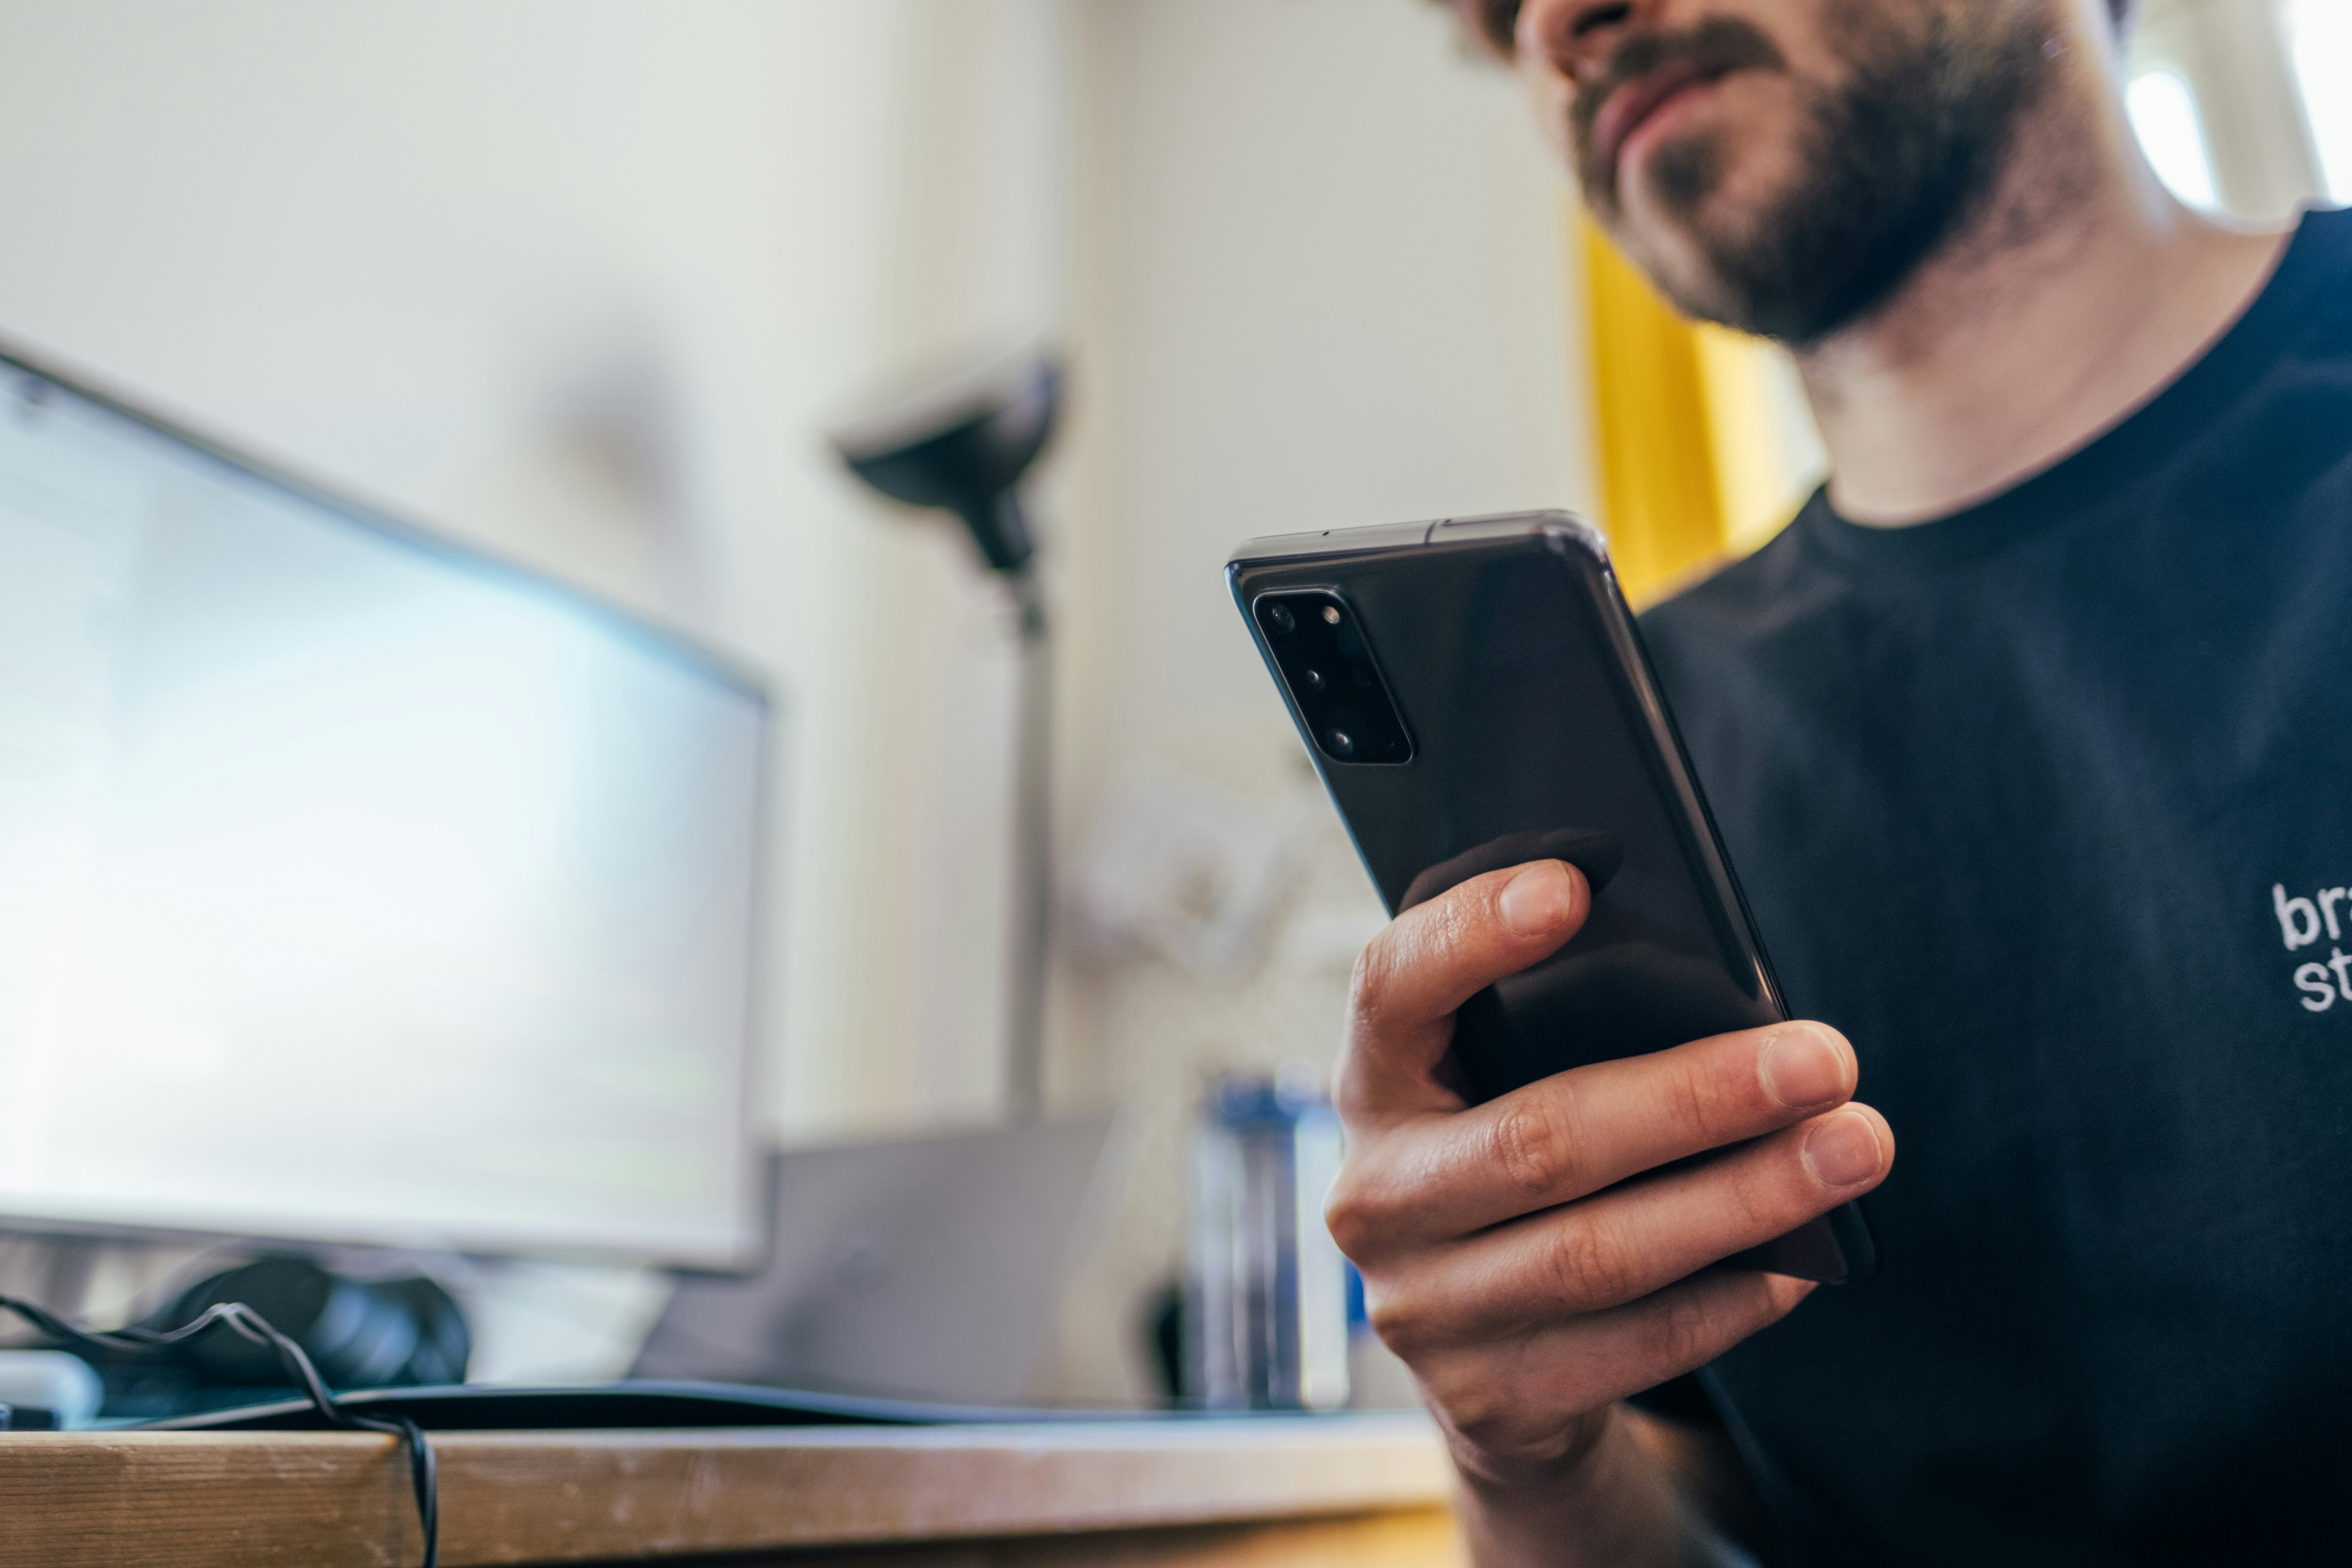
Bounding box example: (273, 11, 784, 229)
(1761, 1028, 1848, 1109)
(1803, 1112, 1883, 1188)
(1498, 861, 1575, 935)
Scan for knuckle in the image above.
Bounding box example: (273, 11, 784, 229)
(1489, 1094, 1583, 1200)
(1541, 1212, 1636, 1312)
(1323, 1173, 1390, 1260)
(1365, 1286, 1437, 1360)
(1437, 1381, 1519, 1450)
(1729, 1190, 1783, 1250)
(1424, 1367, 1603, 1472)
(1348, 919, 1430, 1034)
(1415, 1351, 1524, 1445)
(1635, 1285, 1720, 1375)
(1346, 932, 1396, 1019)
(1662, 1051, 1735, 1146)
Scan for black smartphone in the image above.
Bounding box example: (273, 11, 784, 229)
(1229, 510, 1875, 1285)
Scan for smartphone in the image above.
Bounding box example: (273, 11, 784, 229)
(1228, 510, 1875, 1285)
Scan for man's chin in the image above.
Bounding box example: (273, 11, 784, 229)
(1607, 146, 1838, 332)
(1608, 232, 1739, 328)
(1604, 193, 1752, 319)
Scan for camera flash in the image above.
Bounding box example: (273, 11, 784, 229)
(1322, 605, 1341, 624)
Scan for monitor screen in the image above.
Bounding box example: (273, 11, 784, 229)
(0, 352, 767, 1265)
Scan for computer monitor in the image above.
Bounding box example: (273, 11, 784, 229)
(0, 345, 768, 1266)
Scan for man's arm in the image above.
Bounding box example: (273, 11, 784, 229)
(1327, 858, 1892, 1566)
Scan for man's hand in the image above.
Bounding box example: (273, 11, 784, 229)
(1327, 859, 1893, 1564)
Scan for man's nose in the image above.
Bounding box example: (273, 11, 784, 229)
(1518, 0, 1651, 82)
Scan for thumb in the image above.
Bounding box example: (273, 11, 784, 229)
(1337, 859, 1588, 1121)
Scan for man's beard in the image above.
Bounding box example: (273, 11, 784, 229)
(1575, 7, 2056, 345)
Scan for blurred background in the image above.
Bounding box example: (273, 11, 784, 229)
(0, 0, 2339, 1414)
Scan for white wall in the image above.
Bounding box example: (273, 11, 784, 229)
(1039, 0, 1594, 1398)
(1061, 0, 1590, 816)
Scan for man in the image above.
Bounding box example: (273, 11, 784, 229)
(1330, 0, 2348, 1561)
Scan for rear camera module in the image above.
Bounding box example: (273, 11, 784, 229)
(1250, 591, 1411, 765)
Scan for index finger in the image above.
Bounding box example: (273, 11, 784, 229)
(1337, 859, 1589, 1122)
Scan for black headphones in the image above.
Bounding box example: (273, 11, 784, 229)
(153, 1256, 470, 1390)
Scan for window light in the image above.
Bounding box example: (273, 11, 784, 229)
(2127, 68, 2221, 210)
(2286, 0, 2352, 205)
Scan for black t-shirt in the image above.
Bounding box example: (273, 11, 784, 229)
(1638, 205, 2352, 1565)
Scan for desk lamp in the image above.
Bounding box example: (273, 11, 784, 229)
(830, 349, 1063, 1121)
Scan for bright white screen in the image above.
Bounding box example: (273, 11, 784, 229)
(0, 366, 765, 1263)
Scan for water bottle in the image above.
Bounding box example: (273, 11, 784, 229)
(1182, 1069, 1350, 1410)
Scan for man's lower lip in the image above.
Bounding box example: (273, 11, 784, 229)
(1616, 74, 1728, 178)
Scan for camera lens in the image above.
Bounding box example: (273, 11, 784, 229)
(1301, 667, 1326, 691)
(1326, 728, 1355, 758)
(1263, 601, 1296, 635)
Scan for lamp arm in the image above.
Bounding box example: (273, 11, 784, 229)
(1004, 565, 1050, 1121)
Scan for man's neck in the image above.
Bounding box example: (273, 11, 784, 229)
(1794, 59, 2291, 527)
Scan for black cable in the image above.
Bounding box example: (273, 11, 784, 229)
(0, 1293, 438, 1568)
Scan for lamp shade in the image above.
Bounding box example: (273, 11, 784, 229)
(829, 350, 1062, 575)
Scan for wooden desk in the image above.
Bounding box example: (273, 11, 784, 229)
(1, 1413, 1465, 1567)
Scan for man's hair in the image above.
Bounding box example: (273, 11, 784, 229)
(1445, 0, 2137, 60)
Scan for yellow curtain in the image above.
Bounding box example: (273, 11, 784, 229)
(1577, 208, 1821, 606)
